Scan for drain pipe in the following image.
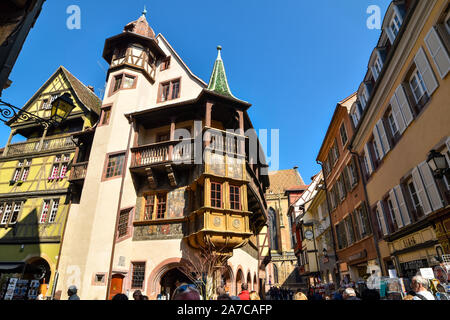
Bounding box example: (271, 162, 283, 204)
(347, 146, 384, 276)
(316, 160, 341, 285)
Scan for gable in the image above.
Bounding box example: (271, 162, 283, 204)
(8, 67, 100, 128)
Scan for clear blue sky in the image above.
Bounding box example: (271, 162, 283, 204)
(1, 0, 391, 184)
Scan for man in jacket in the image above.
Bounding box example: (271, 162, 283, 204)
(238, 283, 250, 300)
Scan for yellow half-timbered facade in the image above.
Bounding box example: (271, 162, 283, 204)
(0, 66, 101, 299)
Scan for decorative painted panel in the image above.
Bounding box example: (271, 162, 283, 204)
(133, 222, 184, 241)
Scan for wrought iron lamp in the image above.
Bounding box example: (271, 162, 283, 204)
(426, 149, 448, 179)
(0, 92, 75, 129)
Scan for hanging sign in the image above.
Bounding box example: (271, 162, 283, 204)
(388, 269, 397, 278)
(420, 268, 435, 280)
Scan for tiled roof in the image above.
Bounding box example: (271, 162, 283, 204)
(60, 66, 102, 115)
(266, 169, 305, 195)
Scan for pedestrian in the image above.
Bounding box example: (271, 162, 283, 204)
(67, 285, 80, 300)
(403, 290, 416, 300)
(172, 280, 201, 300)
(141, 295, 149, 300)
(249, 291, 260, 300)
(343, 287, 360, 300)
(411, 275, 435, 300)
(112, 293, 128, 300)
(312, 289, 323, 301)
(238, 283, 250, 300)
(293, 289, 308, 300)
(216, 286, 231, 300)
(133, 290, 143, 300)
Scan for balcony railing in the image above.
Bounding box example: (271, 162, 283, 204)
(69, 162, 88, 181)
(3, 135, 76, 157)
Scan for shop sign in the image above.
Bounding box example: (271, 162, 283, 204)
(348, 250, 367, 262)
(420, 268, 435, 280)
(339, 263, 348, 272)
(402, 236, 417, 249)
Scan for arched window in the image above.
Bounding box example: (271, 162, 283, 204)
(268, 207, 279, 251)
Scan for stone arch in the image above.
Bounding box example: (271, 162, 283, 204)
(220, 265, 235, 296)
(146, 257, 191, 299)
(253, 273, 258, 291)
(246, 270, 252, 290)
(235, 266, 244, 294)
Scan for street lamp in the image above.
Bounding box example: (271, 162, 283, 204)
(0, 92, 75, 129)
(50, 93, 75, 125)
(427, 149, 448, 179)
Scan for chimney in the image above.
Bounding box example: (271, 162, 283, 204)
(87, 85, 94, 92)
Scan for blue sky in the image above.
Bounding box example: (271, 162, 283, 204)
(1, 0, 391, 183)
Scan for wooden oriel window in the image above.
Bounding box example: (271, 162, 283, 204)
(100, 106, 112, 126)
(160, 56, 171, 71)
(229, 185, 241, 210)
(158, 78, 180, 102)
(131, 262, 145, 289)
(117, 208, 131, 238)
(211, 182, 222, 208)
(104, 153, 125, 179)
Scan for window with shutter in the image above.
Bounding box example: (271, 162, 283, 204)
(390, 93, 407, 135)
(343, 166, 351, 192)
(411, 167, 432, 215)
(393, 185, 411, 227)
(377, 119, 390, 156)
(424, 27, 450, 79)
(363, 144, 374, 176)
(417, 161, 444, 212)
(414, 47, 439, 96)
(376, 201, 389, 236)
(0, 204, 13, 225)
(39, 200, 50, 224)
(395, 85, 414, 128)
(373, 126, 385, 160)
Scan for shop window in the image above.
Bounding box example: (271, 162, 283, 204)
(104, 153, 125, 180)
(131, 262, 145, 289)
(229, 185, 241, 210)
(210, 182, 222, 208)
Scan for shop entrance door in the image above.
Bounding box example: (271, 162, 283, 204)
(108, 274, 124, 300)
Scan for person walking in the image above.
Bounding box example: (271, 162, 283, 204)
(67, 286, 80, 300)
(411, 275, 435, 300)
(293, 289, 308, 300)
(238, 283, 250, 300)
(343, 288, 360, 300)
(249, 291, 260, 300)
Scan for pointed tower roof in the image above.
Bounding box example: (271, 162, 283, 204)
(123, 9, 155, 39)
(207, 46, 240, 100)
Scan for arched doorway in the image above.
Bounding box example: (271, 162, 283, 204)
(219, 267, 233, 295)
(108, 274, 125, 300)
(235, 269, 244, 294)
(25, 257, 51, 297)
(160, 267, 193, 300)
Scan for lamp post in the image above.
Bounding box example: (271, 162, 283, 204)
(0, 92, 75, 129)
(427, 149, 449, 179)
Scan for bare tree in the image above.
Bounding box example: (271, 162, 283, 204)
(178, 244, 230, 300)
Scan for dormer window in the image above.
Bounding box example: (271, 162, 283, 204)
(372, 53, 384, 81)
(359, 86, 369, 109)
(383, 4, 405, 45)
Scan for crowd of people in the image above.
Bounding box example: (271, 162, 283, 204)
(64, 274, 439, 301)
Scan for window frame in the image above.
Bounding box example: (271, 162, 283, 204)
(130, 261, 146, 289)
(160, 56, 171, 71)
(339, 123, 348, 147)
(102, 151, 126, 182)
(229, 184, 241, 210)
(99, 105, 113, 127)
(109, 73, 137, 96)
(409, 68, 428, 104)
(210, 181, 223, 209)
(157, 78, 181, 103)
(11, 159, 31, 184)
(117, 207, 133, 240)
(0, 201, 23, 226)
(48, 154, 70, 180)
(39, 198, 60, 224)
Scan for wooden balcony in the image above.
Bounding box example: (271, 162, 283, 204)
(2, 135, 76, 158)
(69, 162, 88, 182)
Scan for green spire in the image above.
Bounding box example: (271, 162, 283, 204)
(207, 46, 237, 99)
